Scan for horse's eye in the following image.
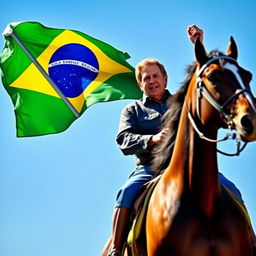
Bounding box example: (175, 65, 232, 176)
(207, 72, 218, 83)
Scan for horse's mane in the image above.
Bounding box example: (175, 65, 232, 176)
(151, 50, 225, 172)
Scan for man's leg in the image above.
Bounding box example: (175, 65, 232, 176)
(108, 207, 131, 255)
(108, 165, 154, 255)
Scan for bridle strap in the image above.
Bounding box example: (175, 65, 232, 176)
(196, 56, 238, 120)
(187, 104, 247, 156)
(197, 55, 237, 77)
(197, 79, 251, 121)
(220, 88, 252, 112)
(187, 107, 231, 143)
(187, 55, 252, 156)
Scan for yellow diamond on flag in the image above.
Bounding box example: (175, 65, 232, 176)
(10, 30, 132, 113)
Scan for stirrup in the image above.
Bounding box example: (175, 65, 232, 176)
(108, 250, 121, 256)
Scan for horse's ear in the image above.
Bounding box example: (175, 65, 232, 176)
(194, 36, 209, 66)
(226, 36, 238, 60)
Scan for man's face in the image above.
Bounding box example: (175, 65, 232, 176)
(138, 64, 167, 101)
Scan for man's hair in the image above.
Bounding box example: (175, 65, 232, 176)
(135, 58, 167, 83)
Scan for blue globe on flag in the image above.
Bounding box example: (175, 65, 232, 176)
(48, 43, 99, 98)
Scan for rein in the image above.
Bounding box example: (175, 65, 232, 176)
(187, 56, 252, 156)
(187, 107, 247, 156)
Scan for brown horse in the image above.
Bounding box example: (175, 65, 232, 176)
(102, 37, 256, 256)
(145, 37, 256, 255)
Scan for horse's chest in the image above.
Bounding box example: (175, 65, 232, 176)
(156, 210, 251, 256)
(147, 183, 252, 256)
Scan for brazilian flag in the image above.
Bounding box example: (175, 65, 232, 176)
(0, 21, 142, 137)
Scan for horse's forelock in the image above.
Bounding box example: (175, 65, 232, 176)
(208, 50, 225, 58)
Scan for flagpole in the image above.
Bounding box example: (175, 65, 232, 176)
(3, 24, 80, 118)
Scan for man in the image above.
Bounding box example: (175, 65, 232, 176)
(106, 25, 246, 256)
(110, 58, 171, 256)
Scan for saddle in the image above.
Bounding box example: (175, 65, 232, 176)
(126, 175, 161, 256)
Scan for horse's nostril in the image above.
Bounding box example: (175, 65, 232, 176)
(240, 115, 253, 134)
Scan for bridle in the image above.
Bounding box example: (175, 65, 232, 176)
(187, 55, 256, 156)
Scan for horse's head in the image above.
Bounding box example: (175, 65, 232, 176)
(191, 36, 256, 142)
(152, 38, 256, 172)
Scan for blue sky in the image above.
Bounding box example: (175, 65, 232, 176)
(0, 1, 255, 255)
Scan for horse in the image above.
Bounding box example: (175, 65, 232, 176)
(102, 37, 256, 256)
(144, 37, 256, 255)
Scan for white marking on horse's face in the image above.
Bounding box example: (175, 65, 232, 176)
(224, 62, 256, 141)
(224, 62, 256, 114)
(223, 62, 245, 89)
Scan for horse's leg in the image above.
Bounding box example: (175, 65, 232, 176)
(101, 237, 112, 256)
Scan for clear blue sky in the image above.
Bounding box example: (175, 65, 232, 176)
(0, 1, 255, 255)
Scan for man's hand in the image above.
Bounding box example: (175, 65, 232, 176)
(148, 128, 170, 147)
(187, 24, 204, 44)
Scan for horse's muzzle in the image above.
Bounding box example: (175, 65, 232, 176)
(235, 112, 256, 141)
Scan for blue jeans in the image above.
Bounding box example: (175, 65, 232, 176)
(219, 172, 244, 203)
(115, 166, 243, 209)
(115, 165, 154, 208)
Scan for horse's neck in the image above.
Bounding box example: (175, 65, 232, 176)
(189, 123, 220, 216)
(163, 103, 220, 216)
